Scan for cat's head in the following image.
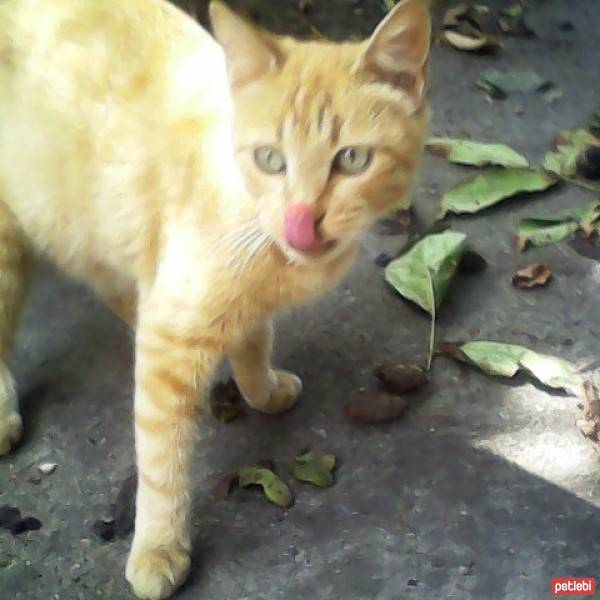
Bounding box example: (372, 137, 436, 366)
(210, 0, 430, 265)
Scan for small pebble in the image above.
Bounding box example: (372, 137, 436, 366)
(407, 579, 419, 587)
(38, 463, 57, 475)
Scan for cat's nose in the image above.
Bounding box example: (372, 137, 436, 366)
(283, 203, 325, 253)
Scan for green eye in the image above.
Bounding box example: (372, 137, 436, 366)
(254, 147, 286, 175)
(333, 146, 373, 175)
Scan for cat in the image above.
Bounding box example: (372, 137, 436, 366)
(0, 0, 430, 597)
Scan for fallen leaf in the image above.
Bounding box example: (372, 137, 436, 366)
(442, 4, 500, 53)
(517, 201, 600, 250)
(576, 146, 600, 181)
(498, 4, 536, 38)
(212, 473, 239, 500)
(502, 3, 523, 18)
(478, 69, 550, 95)
(238, 466, 293, 508)
(373, 364, 428, 394)
(476, 79, 508, 100)
(542, 129, 600, 191)
(385, 231, 467, 314)
(512, 263, 551, 289)
(440, 341, 581, 395)
(209, 378, 244, 423)
(346, 390, 409, 424)
(577, 381, 600, 441)
(439, 169, 557, 218)
(290, 450, 336, 488)
(426, 138, 529, 168)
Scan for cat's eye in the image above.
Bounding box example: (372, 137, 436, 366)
(333, 146, 373, 175)
(254, 147, 286, 175)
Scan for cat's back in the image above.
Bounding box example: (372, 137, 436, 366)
(0, 0, 229, 279)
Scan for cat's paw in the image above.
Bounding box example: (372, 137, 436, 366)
(249, 369, 303, 415)
(126, 541, 191, 600)
(0, 412, 22, 456)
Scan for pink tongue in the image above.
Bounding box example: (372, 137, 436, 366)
(284, 203, 323, 253)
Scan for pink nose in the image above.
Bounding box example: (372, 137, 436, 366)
(284, 203, 324, 253)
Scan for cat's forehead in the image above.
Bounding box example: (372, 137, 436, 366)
(234, 40, 412, 146)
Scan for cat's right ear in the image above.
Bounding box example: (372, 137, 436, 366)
(209, 1, 283, 90)
(354, 0, 431, 112)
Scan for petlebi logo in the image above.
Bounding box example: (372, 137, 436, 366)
(551, 578, 596, 596)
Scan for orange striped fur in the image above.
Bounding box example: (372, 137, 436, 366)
(0, 0, 430, 598)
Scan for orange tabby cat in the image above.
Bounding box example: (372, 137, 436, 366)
(0, 0, 430, 597)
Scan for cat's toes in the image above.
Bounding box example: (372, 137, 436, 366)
(0, 412, 23, 456)
(261, 369, 303, 415)
(126, 541, 191, 600)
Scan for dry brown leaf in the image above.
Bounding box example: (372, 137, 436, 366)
(346, 390, 408, 424)
(442, 3, 500, 53)
(373, 364, 428, 394)
(512, 263, 551, 289)
(577, 381, 600, 441)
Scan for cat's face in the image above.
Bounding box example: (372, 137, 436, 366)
(211, 0, 430, 265)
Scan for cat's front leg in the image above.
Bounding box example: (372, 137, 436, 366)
(126, 311, 221, 600)
(228, 319, 302, 415)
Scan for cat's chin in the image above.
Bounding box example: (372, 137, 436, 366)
(278, 239, 354, 267)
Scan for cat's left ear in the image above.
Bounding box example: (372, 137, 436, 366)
(209, 1, 283, 90)
(355, 0, 431, 112)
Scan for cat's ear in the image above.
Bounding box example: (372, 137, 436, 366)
(209, 1, 283, 90)
(355, 0, 431, 111)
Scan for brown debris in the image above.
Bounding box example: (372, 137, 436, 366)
(441, 4, 500, 53)
(212, 473, 239, 500)
(346, 390, 408, 424)
(373, 364, 427, 394)
(511, 263, 551, 289)
(577, 381, 600, 441)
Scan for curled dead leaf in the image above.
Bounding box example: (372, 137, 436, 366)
(442, 4, 500, 53)
(511, 263, 551, 289)
(577, 381, 600, 441)
(346, 390, 409, 424)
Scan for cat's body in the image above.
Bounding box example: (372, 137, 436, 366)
(0, 0, 430, 598)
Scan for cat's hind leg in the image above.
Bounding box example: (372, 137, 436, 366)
(228, 319, 303, 415)
(0, 200, 32, 455)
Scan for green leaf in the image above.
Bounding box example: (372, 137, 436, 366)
(290, 451, 336, 488)
(427, 138, 529, 168)
(478, 69, 550, 94)
(238, 466, 293, 508)
(543, 129, 597, 178)
(385, 231, 467, 315)
(502, 3, 523, 18)
(517, 220, 578, 249)
(440, 169, 557, 217)
(441, 341, 581, 395)
(517, 200, 600, 249)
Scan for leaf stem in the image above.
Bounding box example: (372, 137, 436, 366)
(557, 174, 600, 194)
(426, 267, 436, 371)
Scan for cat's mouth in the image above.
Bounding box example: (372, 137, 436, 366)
(283, 203, 338, 259)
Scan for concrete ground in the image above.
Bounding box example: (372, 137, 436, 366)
(2, 0, 600, 599)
